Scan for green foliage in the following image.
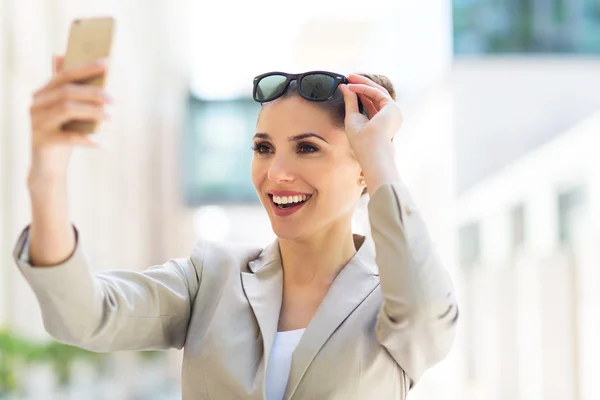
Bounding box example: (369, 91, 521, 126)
(0, 328, 103, 393)
(0, 327, 165, 395)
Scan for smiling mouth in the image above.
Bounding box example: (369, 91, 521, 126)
(269, 194, 312, 209)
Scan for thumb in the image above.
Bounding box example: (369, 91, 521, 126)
(340, 84, 366, 136)
(52, 54, 65, 76)
(339, 84, 360, 117)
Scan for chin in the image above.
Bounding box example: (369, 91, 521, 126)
(269, 219, 305, 241)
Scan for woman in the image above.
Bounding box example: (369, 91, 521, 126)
(14, 57, 458, 399)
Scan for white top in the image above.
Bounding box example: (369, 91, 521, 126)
(265, 328, 306, 400)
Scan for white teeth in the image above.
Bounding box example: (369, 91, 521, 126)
(272, 195, 310, 205)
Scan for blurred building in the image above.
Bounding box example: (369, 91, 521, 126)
(451, 1, 600, 398)
(453, 0, 600, 54)
(457, 107, 600, 400)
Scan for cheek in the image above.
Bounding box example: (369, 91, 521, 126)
(251, 158, 267, 189)
(326, 160, 361, 194)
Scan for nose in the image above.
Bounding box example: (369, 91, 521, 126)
(267, 153, 296, 183)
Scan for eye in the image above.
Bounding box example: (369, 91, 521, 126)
(252, 141, 273, 155)
(297, 142, 319, 154)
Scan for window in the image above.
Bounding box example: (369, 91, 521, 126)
(510, 203, 526, 253)
(459, 222, 481, 270)
(183, 95, 261, 205)
(453, 0, 600, 54)
(557, 185, 587, 245)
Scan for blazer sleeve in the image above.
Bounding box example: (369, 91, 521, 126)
(367, 183, 458, 386)
(12, 225, 201, 353)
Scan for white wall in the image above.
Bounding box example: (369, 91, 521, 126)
(453, 57, 600, 193)
(457, 112, 600, 258)
(456, 111, 600, 400)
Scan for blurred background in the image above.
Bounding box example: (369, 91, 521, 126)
(1, 0, 599, 399)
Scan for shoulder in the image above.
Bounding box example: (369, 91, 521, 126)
(189, 237, 265, 274)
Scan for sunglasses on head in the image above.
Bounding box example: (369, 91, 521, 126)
(252, 71, 365, 114)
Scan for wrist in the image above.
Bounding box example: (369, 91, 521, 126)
(28, 159, 69, 187)
(27, 170, 68, 196)
(355, 141, 395, 172)
(30, 144, 72, 173)
(355, 143, 401, 195)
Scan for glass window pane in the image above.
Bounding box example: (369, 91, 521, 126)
(459, 222, 481, 269)
(557, 185, 586, 245)
(453, 0, 600, 54)
(183, 96, 261, 205)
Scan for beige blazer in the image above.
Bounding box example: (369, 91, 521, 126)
(13, 183, 458, 400)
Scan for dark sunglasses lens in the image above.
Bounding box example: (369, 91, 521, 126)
(300, 74, 336, 100)
(256, 75, 288, 101)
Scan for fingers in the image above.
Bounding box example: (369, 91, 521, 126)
(32, 84, 111, 111)
(29, 56, 111, 156)
(53, 131, 104, 148)
(52, 55, 65, 76)
(339, 84, 360, 116)
(358, 94, 378, 118)
(35, 101, 109, 132)
(42, 59, 108, 93)
(347, 84, 392, 108)
(347, 74, 389, 95)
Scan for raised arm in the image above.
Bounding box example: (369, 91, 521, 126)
(15, 55, 199, 352)
(340, 74, 458, 385)
(27, 55, 109, 267)
(368, 183, 458, 385)
(14, 226, 200, 352)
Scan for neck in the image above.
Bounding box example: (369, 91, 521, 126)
(278, 220, 357, 287)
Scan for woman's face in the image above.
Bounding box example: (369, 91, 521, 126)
(252, 96, 363, 241)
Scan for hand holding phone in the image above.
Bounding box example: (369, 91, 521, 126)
(28, 17, 115, 181)
(26, 17, 116, 270)
(61, 17, 115, 133)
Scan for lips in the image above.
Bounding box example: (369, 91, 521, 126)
(267, 191, 312, 217)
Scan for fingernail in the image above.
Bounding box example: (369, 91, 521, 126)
(104, 106, 114, 119)
(88, 133, 107, 148)
(95, 58, 109, 67)
(103, 92, 115, 103)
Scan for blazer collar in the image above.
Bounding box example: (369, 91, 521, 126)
(241, 234, 380, 400)
(247, 234, 379, 276)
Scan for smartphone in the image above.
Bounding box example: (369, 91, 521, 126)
(61, 17, 115, 133)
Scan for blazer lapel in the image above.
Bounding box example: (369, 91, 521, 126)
(240, 240, 283, 387)
(284, 235, 380, 400)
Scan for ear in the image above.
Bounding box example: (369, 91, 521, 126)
(358, 170, 368, 196)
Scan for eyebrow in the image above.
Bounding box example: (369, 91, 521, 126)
(253, 132, 329, 144)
